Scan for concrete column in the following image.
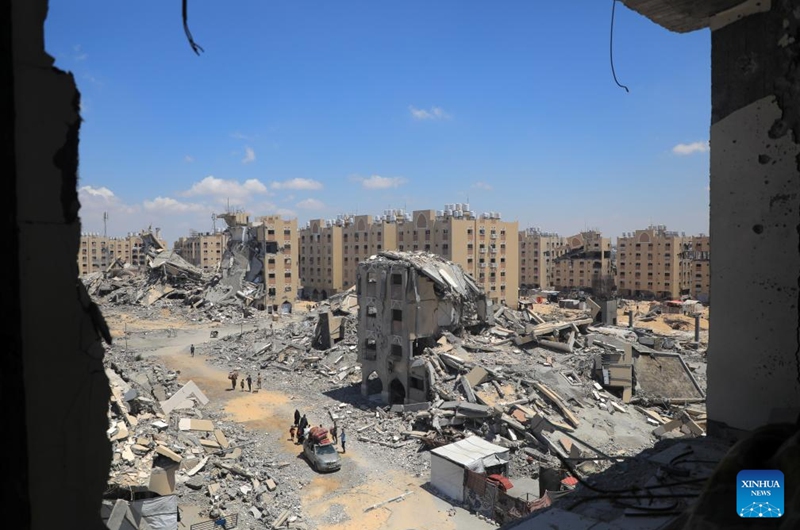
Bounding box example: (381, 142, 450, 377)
(708, 0, 800, 433)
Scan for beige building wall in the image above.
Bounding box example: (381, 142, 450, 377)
(299, 205, 519, 307)
(519, 228, 565, 289)
(78, 230, 167, 275)
(299, 219, 343, 299)
(616, 226, 684, 299)
(685, 235, 710, 301)
(552, 231, 612, 292)
(255, 216, 298, 309)
(173, 231, 227, 272)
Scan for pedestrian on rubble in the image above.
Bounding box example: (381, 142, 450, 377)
(289, 424, 297, 443)
(190, 344, 195, 357)
(246, 374, 252, 392)
(240, 378, 245, 391)
(229, 371, 237, 390)
(331, 424, 338, 445)
(340, 428, 347, 454)
(257, 374, 262, 390)
(294, 409, 301, 426)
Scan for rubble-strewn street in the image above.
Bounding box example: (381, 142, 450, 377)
(91, 250, 719, 530)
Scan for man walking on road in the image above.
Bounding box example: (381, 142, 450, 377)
(257, 374, 262, 390)
(190, 344, 195, 357)
(331, 424, 338, 445)
(229, 371, 237, 390)
(294, 409, 301, 426)
(246, 374, 252, 392)
(340, 428, 346, 454)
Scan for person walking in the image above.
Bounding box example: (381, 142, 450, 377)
(294, 409, 301, 426)
(257, 374, 262, 390)
(190, 344, 195, 357)
(340, 428, 346, 454)
(331, 423, 338, 445)
(246, 374, 252, 392)
(289, 424, 297, 443)
(240, 378, 245, 391)
(229, 371, 237, 390)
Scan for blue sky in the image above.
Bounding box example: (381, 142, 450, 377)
(46, 0, 710, 245)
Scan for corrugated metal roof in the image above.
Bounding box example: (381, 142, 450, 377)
(431, 436, 509, 467)
(621, 0, 748, 33)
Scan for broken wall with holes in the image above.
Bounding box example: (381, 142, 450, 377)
(357, 254, 490, 404)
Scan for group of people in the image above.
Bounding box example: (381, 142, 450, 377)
(289, 409, 346, 453)
(227, 370, 262, 392)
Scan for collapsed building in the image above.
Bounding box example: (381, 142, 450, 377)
(356, 251, 493, 404)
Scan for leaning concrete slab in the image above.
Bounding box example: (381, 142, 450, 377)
(160, 380, 209, 414)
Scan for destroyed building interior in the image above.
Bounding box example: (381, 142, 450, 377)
(6, 0, 800, 529)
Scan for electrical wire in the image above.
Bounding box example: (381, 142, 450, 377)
(610, 0, 629, 92)
(182, 0, 205, 55)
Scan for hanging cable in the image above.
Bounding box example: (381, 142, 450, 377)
(183, 0, 205, 55)
(610, 0, 629, 92)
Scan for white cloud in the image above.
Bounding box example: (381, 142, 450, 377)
(409, 105, 451, 121)
(182, 176, 269, 199)
(276, 208, 297, 217)
(296, 198, 326, 210)
(672, 141, 709, 155)
(73, 44, 87, 61)
(184, 155, 194, 163)
(351, 175, 408, 190)
(270, 178, 324, 191)
(472, 182, 493, 191)
(143, 197, 207, 213)
(242, 146, 256, 164)
(231, 132, 251, 140)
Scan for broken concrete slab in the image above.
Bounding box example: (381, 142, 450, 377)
(154, 445, 182, 463)
(178, 418, 214, 432)
(161, 380, 209, 414)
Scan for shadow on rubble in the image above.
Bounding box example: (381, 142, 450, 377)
(322, 382, 375, 409)
(500, 435, 734, 529)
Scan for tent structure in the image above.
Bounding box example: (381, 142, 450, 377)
(429, 437, 510, 503)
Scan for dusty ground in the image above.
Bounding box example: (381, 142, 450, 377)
(108, 307, 494, 530)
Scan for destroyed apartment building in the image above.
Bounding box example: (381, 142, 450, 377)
(80, 213, 299, 317)
(356, 251, 494, 405)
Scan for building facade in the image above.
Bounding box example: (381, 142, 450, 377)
(682, 235, 710, 302)
(254, 215, 299, 310)
(78, 229, 166, 275)
(616, 226, 686, 299)
(299, 204, 519, 307)
(551, 231, 613, 293)
(518, 228, 565, 289)
(173, 231, 228, 272)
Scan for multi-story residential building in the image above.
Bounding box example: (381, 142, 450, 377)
(173, 231, 228, 272)
(682, 235, 710, 302)
(518, 228, 565, 289)
(551, 231, 613, 293)
(78, 229, 167, 275)
(253, 215, 299, 309)
(300, 219, 344, 300)
(300, 204, 519, 307)
(616, 225, 686, 299)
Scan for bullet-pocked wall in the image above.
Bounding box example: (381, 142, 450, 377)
(10, 0, 112, 528)
(707, 0, 800, 433)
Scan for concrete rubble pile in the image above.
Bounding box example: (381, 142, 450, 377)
(98, 249, 711, 528)
(103, 355, 312, 530)
(82, 221, 292, 323)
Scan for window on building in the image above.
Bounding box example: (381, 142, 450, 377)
(391, 344, 402, 358)
(410, 377, 424, 391)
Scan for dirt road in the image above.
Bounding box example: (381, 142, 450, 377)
(112, 315, 491, 530)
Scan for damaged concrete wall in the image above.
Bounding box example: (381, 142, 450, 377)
(708, 0, 800, 433)
(11, 0, 112, 528)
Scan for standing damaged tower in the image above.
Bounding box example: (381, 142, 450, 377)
(357, 251, 493, 405)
